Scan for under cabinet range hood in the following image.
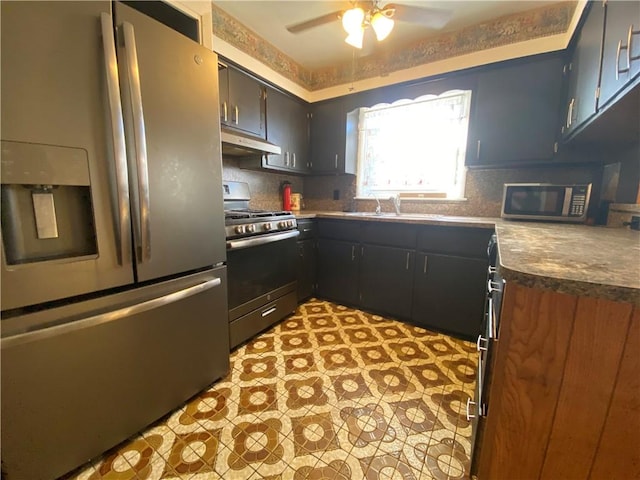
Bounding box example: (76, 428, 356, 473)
(220, 127, 281, 156)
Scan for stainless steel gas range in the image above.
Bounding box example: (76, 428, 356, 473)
(223, 181, 299, 348)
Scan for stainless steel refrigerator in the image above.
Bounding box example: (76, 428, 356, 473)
(0, 2, 229, 479)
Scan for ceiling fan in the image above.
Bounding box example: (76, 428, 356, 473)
(286, 1, 453, 49)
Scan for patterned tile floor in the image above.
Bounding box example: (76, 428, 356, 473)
(69, 299, 477, 480)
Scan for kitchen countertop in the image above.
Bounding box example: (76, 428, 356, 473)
(294, 211, 640, 305)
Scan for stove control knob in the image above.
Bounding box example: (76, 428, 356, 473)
(278, 221, 287, 229)
(235, 225, 245, 234)
(263, 222, 272, 231)
(246, 224, 255, 233)
(288, 220, 295, 227)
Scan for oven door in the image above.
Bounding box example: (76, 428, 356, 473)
(226, 230, 298, 321)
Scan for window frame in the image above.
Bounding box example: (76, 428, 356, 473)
(354, 89, 472, 200)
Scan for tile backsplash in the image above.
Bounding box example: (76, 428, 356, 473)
(302, 165, 602, 217)
(222, 157, 303, 210)
(223, 157, 628, 220)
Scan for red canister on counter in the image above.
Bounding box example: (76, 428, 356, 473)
(282, 182, 292, 211)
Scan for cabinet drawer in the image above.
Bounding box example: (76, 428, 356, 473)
(361, 222, 417, 249)
(317, 219, 360, 241)
(296, 219, 317, 240)
(418, 226, 493, 258)
(229, 291, 297, 349)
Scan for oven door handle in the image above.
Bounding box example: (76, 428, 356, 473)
(227, 230, 300, 250)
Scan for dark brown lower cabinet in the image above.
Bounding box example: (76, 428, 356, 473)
(360, 244, 415, 319)
(316, 238, 360, 306)
(296, 238, 316, 301)
(412, 253, 488, 340)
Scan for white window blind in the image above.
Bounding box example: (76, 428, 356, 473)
(356, 90, 472, 199)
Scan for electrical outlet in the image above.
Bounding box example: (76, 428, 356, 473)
(333, 190, 340, 200)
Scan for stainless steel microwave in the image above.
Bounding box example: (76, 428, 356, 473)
(501, 183, 591, 222)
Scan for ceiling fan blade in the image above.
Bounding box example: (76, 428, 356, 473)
(385, 4, 453, 30)
(286, 10, 343, 34)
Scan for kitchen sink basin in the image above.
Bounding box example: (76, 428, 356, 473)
(342, 212, 443, 219)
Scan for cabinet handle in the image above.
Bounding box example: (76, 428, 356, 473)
(334, 153, 338, 169)
(476, 140, 481, 160)
(566, 98, 574, 128)
(292, 152, 296, 167)
(285, 152, 290, 166)
(466, 398, 476, 421)
(488, 296, 498, 341)
(488, 279, 502, 295)
(616, 40, 630, 80)
(222, 102, 228, 122)
(405, 252, 410, 270)
(476, 335, 488, 352)
(628, 24, 640, 66)
(351, 245, 355, 261)
(234, 105, 239, 125)
(423, 256, 428, 274)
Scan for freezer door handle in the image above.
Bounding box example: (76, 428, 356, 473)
(1, 278, 222, 349)
(100, 12, 131, 265)
(122, 21, 151, 263)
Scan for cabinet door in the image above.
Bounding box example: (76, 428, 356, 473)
(599, 1, 640, 109)
(291, 99, 310, 173)
(265, 88, 310, 173)
(467, 54, 565, 166)
(297, 239, 316, 301)
(310, 100, 350, 174)
(316, 239, 359, 305)
(564, 1, 606, 137)
(264, 87, 289, 169)
(412, 253, 488, 340)
(226, 67, 265, 138)
(218, 64, 229, 124)
(360, 245, 414, 319)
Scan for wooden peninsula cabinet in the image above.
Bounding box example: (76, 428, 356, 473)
(473, 224, 640, 480)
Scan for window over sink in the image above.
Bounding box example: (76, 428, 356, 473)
(354, 90, 472, 200)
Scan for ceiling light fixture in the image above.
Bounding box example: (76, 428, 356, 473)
(370, 11, 394, 41)
(341, 3, 395, 49)
(342, 7, 365, 48)
(345, 28, 365, 49)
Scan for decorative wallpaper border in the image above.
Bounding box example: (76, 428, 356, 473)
(211, 2, 576, 91)
(211, 4, 314, 87)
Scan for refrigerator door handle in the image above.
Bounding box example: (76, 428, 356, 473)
(122, 21, 151, 263)
(1, 278, 222, 349)
(100, 12, 131, 265)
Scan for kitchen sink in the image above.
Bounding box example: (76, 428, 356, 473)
(342, 212, 443, 219)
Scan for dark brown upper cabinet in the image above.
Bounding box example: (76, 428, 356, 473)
(465, 54, 565, 167)
(218, 63, 266, 138)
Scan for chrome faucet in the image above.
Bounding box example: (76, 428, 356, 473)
(391, 194, 401, 215)
(372, 193, 382, 215)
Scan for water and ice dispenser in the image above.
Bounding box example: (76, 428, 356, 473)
(1, 140, 97, 265)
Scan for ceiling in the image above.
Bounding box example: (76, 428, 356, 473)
(211, 1, 560, 70)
